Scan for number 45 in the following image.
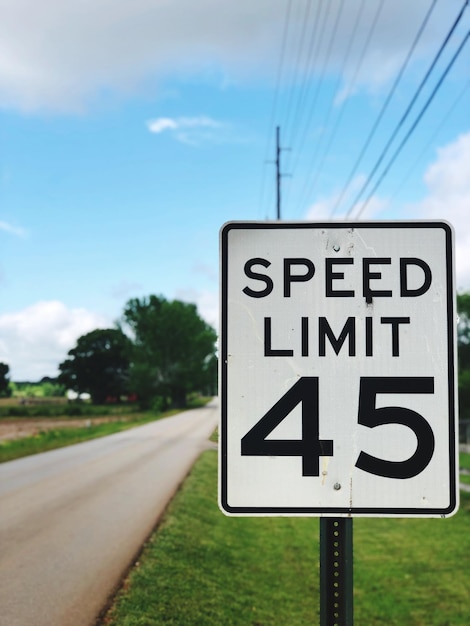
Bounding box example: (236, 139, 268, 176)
(241, 377, 435, 480)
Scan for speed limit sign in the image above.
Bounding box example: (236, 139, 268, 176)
(219, 222, 458, 517)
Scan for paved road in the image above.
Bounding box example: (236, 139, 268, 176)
(0, 401, 218, 626)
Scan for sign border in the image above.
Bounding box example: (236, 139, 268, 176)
(220, 221, 458, 517)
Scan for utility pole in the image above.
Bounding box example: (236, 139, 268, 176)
(269, 125, 289, 221)
(276, 125, 281, 220)
(270, 126, 290, 221)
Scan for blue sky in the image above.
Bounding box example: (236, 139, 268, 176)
(0, 0, 469, 380)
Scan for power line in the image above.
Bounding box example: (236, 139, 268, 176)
(283, 0, 333, 182)
(281, 0, 315, 143)
(283, 0, 325, 157)
(285, 1, 353, 214)
(353, 28, 470, 220)
(344, 0, 469, 219)
(289, 0, 346, 199)
(281, 0, 326, 212)
(295, 0, 382, 212)
(329, 0, 439, 218)
(258, 0, 293, 219)
(390, 79, 470, 203)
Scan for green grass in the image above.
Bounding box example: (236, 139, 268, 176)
(0, 415, 162, 463)
(0, 397, 212, 463)
(354, 500, 470, 625)
(0, 397, 138, 418)
(460, 472, 470, 485)
(103, 451, 470, 626)
(460, 452, 470, 471)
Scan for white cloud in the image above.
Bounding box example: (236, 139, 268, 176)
(305, 132, 470, 291)
(0, 0, 284, 112)
(0, 0, 460, 112)
(148, 116, 220, 134)
(412, 131, 470, 290)
(0, 291, 218, 381)
(0, 301, 110, 380)
(147, 118, 179, 134)
(147, 115, 223, 144)
(0, 221, 27, 237)
(304, 176, 388, 221)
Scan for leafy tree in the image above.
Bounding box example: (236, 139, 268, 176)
(40, 381, 66, 397)
(204, 353, 218, 397)
(0, 362, 11, 397)
(122, 295, 217, 408)
(457, 292, 470, 368)
(58, 328, 131, 404)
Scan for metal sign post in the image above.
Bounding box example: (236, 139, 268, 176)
(320, 518, 353, 626)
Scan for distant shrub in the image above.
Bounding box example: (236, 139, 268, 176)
(64, 405, 84, 417)
(5, 407, 24, 417)
(151, 396, 166, 415)
(0, 400, 140, 419)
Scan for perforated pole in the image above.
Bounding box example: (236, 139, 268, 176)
(320, 518, 353, 625)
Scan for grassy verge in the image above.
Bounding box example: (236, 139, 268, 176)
(0, 415, 158, 463)
(460, 451, 470, 471)
(103, 451, 470, 626)
(0, 398, 212, 463)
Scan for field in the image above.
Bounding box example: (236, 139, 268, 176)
(102, 450, 470, 626)
(0, 396, 209, 463)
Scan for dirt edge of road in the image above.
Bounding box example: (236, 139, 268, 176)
(0, 417, 127, 442)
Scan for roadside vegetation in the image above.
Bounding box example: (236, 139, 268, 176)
(0, 293, 218, 465)
(458, 292, 470, 422)
(0, 414, 155, 463)
(102, 449, 470, 626)
(0, 395, 211, 464)
(0, 398, 134, 418)
(461, 452, 470, 470)
(0, 295, 217, 416)
(57, 296, 217, 410)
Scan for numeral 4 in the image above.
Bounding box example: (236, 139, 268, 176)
(241, 377, 333, 476)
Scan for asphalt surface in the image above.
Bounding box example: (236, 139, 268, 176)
(0, 401, 218, 626)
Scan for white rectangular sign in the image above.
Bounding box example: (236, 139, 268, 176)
(219, 222, 458, 517)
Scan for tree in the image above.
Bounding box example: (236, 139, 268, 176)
(32, 377, 65, 397)
(457, 292, 470, 371)
(0, 362, 11, 397)
(58, 328, 131, 404)
(457, 292, 470, 420)
(122, 295, 217, 408)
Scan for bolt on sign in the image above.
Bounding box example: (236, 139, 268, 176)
(219, 222, 458, 517)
